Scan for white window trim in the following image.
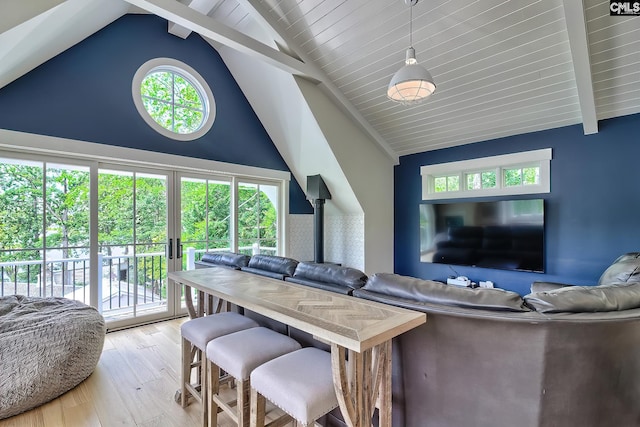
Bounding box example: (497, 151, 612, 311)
(132, 58, 216, 141)
(0, 128, 288, 181)
(421, 148, 552, 200)
(0, 129, 291, 256)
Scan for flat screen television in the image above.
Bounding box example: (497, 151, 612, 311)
(420, 199, 545, 273)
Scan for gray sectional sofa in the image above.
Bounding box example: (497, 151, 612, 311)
(351, 253, 640, 427)
(194, 251, 640, 427)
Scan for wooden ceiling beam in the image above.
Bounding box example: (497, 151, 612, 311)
(562, 0, 598, 134)
(124, 0, 321, 80)
(168, 0, 222, 39)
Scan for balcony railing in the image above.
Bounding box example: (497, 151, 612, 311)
(0, 253, 166, 314)
(0, 245, 276, 318)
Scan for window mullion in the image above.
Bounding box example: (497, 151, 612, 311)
(171, 72, 176, 133)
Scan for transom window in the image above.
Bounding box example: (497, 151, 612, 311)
(434, 175, 459, 192)
(132, 58, 216, 141)
(466, 170, 497, 190)
(421, 149, 551, 200)
(504, 166, 540, 187)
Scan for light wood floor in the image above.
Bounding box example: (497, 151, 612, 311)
(0, 318, 254, 427)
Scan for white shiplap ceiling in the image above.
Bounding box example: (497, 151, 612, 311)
(1, 0, 640, 160)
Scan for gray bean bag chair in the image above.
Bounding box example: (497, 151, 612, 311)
(0, 295, 105, 419)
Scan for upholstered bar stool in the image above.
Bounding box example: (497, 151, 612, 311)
(206, 327, 302, 427)
(181, 313, 260, 426)
(249, 347, 339, 427)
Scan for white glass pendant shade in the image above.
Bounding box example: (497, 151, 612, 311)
(387, 47, 436, 105)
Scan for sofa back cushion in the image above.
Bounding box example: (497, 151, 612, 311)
(241, 255, 299, 279)
(530, 281, 571, 293)
(525, 282, 640, 313)
(198, 252, 250, 269)
(361, 273, 531, 312)
(291, 262, 367, 290)
(246, 255, 299, 277)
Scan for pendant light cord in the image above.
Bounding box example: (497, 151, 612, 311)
(409, 2, 413, 47)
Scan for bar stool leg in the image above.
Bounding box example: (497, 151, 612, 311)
(249, 388, 265, 427)
(208, 359, 220, 427)
(200, 350, 208, 426)
(237, 380, 251, 427)
(250, 387, 295, 427)
(181, 336, 190, 408)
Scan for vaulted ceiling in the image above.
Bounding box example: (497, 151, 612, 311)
(2, 0, 639, 161)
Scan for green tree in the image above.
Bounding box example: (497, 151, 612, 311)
(98, 172, 133, 253)
(181, 180, 231, 251)
(0, 164, 42, 258)
(141, 71, 204, 134)
(237, 185, 277, 254)
(0, 163, 43, 282)
(45, 167, 90, 259)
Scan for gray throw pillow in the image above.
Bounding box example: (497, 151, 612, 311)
(597, 257, 640, 285)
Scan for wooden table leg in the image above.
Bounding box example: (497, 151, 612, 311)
(376, 341, 392, 427)
(183, 281, 228, 319)
(197, 290, 205, 317)
(331, 341, 392, 427)
(184, 284, 197, 319)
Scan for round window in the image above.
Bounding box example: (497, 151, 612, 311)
(132, 58, 215, 141)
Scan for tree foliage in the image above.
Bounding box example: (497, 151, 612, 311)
(141, 71, 204, 134)
(0, 164, 43, 262)
(1, 165, 278, 269)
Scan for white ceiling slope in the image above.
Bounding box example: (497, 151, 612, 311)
(2, 0, 639, 159)
(0, 0, 130, 90)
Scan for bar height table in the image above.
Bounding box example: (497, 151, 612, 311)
(170, 267, 426, 427)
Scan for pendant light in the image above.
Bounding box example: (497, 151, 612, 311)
(387, 0, 436, 105)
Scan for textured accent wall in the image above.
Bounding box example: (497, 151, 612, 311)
(325, 214, 365, 270)
(287, 214, 365, 270)
(287, 214, 314, 262)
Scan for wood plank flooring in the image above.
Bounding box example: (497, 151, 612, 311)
(0, 318, 260, 427)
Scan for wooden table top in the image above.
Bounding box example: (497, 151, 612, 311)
(169, 267, 426, 352)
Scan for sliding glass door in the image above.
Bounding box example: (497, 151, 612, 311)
(0, 152, 285, 328)
(98, 167, 174, 325)
(237, 181, 280, 256)
(0, 157, 92, 303)
(179, 175, 232, 268)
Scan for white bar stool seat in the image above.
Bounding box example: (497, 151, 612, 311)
(206, 327, 301, 427)
(180, 312, 260, 426)
(249, 347, 339, 427)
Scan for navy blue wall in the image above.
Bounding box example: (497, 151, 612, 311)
(395, 112, 640, 295)
(0, 14, 312, 214)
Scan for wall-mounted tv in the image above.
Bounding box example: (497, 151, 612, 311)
(420, 199, 545, 273)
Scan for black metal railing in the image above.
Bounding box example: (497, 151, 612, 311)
(1, 244, 277, 315)
(0, 253, 166, 314)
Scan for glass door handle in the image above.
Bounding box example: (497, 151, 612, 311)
(168, 238, 173, 260)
